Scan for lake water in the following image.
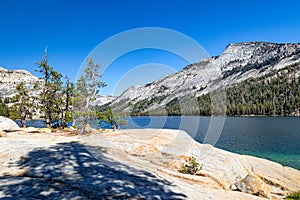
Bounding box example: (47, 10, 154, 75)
(18, 116, 300, 170)
(126, 116, 300, 170)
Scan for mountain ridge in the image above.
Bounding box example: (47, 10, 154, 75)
(0, 67, 115, 107)
(110, 41, 300, 115)
(1, 41, 300, 116)
(0, 67, 43, 100)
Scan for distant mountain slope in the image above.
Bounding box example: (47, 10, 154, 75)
(110, 42, 300, 115)
(0, 67, 43, 100)
(0, 67, 115, 107)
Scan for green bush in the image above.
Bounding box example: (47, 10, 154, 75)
(286, 192, 300, 200)
(4, 98, 10, 104)
(178, 156, 203, 175)
(0, 103, 9, 117)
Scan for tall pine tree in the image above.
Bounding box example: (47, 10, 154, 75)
(61, 76, 74, 127)
(73, 58, 106, 133)
(36, 49, 63, 128)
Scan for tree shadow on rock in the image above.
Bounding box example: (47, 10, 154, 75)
(0, 142, 187, 199)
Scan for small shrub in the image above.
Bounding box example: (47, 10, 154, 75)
(0, 103, 9, 117)
(179, 156, 203, 175)
(286, 192, 300, 200)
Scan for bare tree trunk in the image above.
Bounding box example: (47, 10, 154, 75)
(112, 124, 116, 131)
(45, 112, 51, 128)
(72, 119, 76, 127)
(21, 112, 26, 128)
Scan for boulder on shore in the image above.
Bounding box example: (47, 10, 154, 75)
(235, 173, 272, 199)
(0, 116, 20, 132)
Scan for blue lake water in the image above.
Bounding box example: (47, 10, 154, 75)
(126, 116, 300, 170)
(17, 116, 300, 170)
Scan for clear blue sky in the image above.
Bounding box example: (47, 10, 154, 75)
(1, 0, 300, 95)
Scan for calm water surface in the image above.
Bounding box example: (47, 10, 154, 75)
(126, 116, 300, 170)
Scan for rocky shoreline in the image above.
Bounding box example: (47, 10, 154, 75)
(0, 126, 299, 199)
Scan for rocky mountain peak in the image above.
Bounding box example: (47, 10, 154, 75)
(0, 68, 43, 99)
(218, 42, 300, 72)
(111, 42, 300, 113)
(0, 67, 115, 107)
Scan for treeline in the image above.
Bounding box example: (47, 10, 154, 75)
(132, 62, 300, 116)
(0, 52, 127, 130)
(225, 62, 300, 116)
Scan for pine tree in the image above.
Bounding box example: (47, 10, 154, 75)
(0, 101, 9, 117)
(97, 107, 128, 130)
(36, 50, 63, 128)
(74, 58, 106, 133)
(9, 82, 37, 128)
(61, 76, 74, 127)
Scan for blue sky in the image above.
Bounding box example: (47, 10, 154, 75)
(0, 0, 300, 95)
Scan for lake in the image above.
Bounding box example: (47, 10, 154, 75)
(126, 116, 300, 170)
(18, 116, 300, 170)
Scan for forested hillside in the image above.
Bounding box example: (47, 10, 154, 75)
(136, 62, 300, 116)
(112, 42, 300, 115)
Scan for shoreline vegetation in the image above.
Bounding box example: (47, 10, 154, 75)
(128, 114, 300, 117)
(1, 55, 128, 131)
(12, 114, 300, 128)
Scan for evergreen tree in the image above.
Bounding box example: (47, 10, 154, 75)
(0, 101, 9, 117)
(36, 50, 63, 128)
(9, 82, 37, 127)
(74, 58, 106, 133)
(61, 76, 74, 127)
(97, 107, 128, 130)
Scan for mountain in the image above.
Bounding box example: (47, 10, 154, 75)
(110, 42, 300, 115)
(0, 67, 43, 101)
(90, 95, 116, 107)
(2, 42, 300, 116)
(0, 67, 115, 107)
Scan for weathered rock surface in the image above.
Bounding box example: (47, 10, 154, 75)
(239, 155, 300, 197)
(235, 174, 272, 199)
(0, 116, 20, 132)
(21, 127, 52, 134)
(84, 129, 300, 199)
(0, 129, 299, 199)
(0, 131, 5, 137)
